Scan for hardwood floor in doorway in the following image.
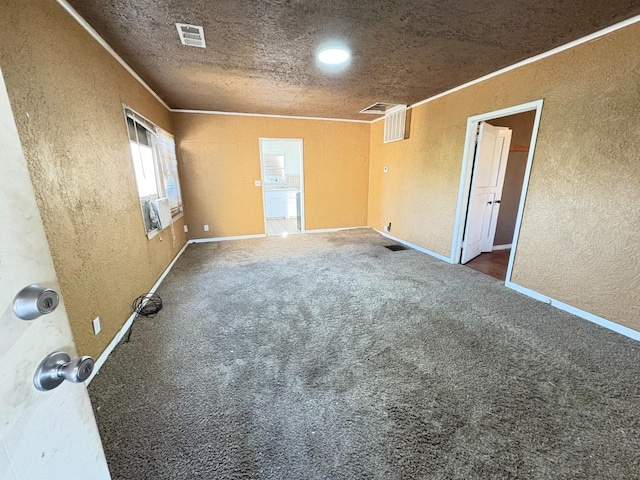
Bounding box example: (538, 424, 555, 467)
(465, 249, 510, 281)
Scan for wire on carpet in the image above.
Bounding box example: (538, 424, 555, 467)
(124, 293, 163, 343)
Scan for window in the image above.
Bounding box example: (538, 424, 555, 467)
(263, 154, 286, 183)
(125, 107, 183, 238)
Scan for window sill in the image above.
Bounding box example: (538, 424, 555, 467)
(146, 212, 184, 241)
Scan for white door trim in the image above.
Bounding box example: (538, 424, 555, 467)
(259, 138, 305, 234)
(451, 99, 544, 285)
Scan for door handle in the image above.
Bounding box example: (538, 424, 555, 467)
(487, 201, 492, 205)
(34, 352, 94, 391)
(495, 200, 501, 204)
(13, 285, 59, 320)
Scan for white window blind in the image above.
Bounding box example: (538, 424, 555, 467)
(156, 130, 183, 216)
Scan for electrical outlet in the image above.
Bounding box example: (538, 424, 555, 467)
(92, 317, 101, 335)
(204, 224, 209, 232)
(384, 222, 392, 232)
(184, 225, 188, 233)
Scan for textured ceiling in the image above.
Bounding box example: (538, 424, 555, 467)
(66, 0, 640, 120)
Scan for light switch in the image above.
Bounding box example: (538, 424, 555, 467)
(383, 166, 389, 173)
(255, 180, 262, 187)
(93, 317, 101, 335)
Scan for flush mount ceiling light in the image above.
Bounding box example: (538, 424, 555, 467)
(317, 47, 350, 65)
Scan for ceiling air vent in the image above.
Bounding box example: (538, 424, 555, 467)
(384, 105, 408, 144)
(176, 23, 206, 48)
(359, 102, 404, 115)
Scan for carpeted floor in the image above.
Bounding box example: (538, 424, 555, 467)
(89, 229, 640, 479)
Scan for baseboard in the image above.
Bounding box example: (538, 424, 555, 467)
(304, 226, 369, 234)
(189, 233, 266, 243)
(87, 240, 190, 384)
(374, 229, 453, 263)
(492, 244, 512, 251)
(506, 281, 640, 342)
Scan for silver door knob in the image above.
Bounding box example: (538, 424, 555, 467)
(34, 352, 94, 391)
(13, 285, 59, 320)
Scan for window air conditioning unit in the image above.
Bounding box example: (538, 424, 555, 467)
(152, 197, 172, 229)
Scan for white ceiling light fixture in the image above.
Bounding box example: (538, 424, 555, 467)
(316, 42, 351, 71)
(318, 47, 350, 65)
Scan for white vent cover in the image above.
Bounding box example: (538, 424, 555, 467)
(384, 105, 407, 143)
(176, 23, 206, 48)
(360, 102, 404, 115)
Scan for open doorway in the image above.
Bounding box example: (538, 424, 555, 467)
(451, 100, 544, 282)
(259, 138, 305, 236)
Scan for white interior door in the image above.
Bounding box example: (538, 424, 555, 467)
(461, 122, 512, 264)
(0, 69, 110, 479)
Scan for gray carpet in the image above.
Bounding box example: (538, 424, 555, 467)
(89, 229, 640, 479)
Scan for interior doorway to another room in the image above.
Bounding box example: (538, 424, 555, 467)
(453, 100, 543, 282)
(259, 138, 304, 236)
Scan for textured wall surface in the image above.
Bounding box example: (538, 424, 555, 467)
(368, 23, 640, 332)
(487, 111, 536, 246)
(369, 101, 464, 255)
(492, 151, 527, 246)
(172, 113, 370, 237)
(0, 0, 187, 359)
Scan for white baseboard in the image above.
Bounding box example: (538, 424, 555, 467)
(87, 240, 190, 384)
(189, 233, 266, 243)
(506, 281, 640, 342)
(374, 229, 453, 264)
(304, 226, 368, 234)
(492, 244, 512, 251)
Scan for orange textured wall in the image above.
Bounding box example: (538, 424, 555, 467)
(172, 113, 370, 237)
(0, 0, 187, 358)
(368, 23, 640, 331)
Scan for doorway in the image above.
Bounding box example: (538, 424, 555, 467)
(259, 138, 305, 236)
(452, 100, 544, 282)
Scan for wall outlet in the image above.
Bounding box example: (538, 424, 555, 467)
(384, 222, 391, 232)
(204, 224, 209, 232)
(184, 225, 188, 233)
(92, 317, 101, 335)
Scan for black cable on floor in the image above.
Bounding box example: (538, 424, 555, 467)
(124, 293, 163, 343)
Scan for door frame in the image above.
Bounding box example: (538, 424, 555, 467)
(450, 99, 544, 284)
(258, 138, 305, 234)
